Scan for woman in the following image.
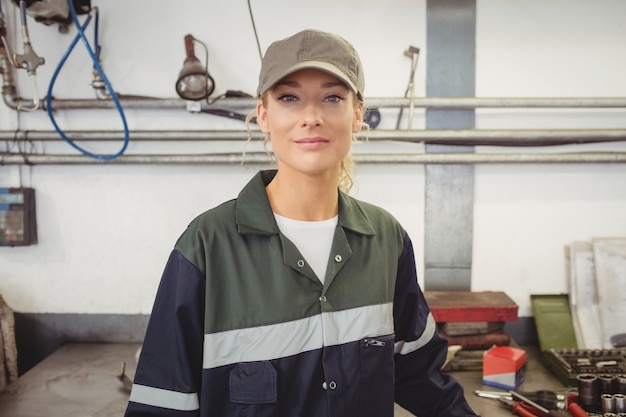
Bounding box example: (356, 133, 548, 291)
(125, 29, 478, 417)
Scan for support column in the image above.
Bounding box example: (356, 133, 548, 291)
(424, 0, 476, 290)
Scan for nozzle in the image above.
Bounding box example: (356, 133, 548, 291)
(13, 42, 45, 75)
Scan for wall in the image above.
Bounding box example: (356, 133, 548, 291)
(472, 0, 626, 299)
(1, 0, 626, 369)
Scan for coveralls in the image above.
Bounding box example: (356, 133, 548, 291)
(125, 169, 477, 417)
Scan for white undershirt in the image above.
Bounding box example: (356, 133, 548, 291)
(274, 213, 338, 283)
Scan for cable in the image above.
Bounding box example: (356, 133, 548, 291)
(46, 1, 129, 161)
(247, 0, 263, 60)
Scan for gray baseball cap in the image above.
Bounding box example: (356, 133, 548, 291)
(256, 29, 364, 99)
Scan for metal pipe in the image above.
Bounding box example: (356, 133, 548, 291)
(0, 54, 19, 109)
(3, 95, 626, 112)
(2, 152, 626, 165)
(32, 96, 626, 111)
(3, 128, 626, 146)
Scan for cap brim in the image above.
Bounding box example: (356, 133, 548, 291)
(258, 61, 359, 98)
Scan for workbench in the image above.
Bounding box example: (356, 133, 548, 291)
(0, 343, 569, 417)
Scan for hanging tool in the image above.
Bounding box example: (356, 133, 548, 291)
(12, 1, 45, 75)
(395, 45, 420, 130)
(7, 0, 44, 111)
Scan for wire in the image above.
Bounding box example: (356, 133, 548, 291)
(46, 1, 129, 161)
(93, 6, 100, 60)
(247, 0, 263, 60)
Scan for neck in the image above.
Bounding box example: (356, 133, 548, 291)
(266, 169, 339, 221)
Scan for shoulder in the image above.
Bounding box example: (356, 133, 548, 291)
(339, 192, 407, 239)
(187, 198, 237, 231)
(350, 195, 397, 220)
(174, 199, 237, 262)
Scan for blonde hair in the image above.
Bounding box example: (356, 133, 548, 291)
(246, 92, 363, 194)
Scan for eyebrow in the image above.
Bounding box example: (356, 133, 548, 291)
(274, 79, 349, 90)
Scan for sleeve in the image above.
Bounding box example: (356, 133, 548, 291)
(124, 249, 205, 417)
(393, 234, 479, 417)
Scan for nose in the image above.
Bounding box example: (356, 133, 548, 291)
(301, 103, 323, 128)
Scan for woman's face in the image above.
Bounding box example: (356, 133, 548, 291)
(256, 68, 363, 181)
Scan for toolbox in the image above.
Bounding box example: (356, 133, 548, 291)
(425, 291, 518, 350)
(531, 294, 626, 387)
(424, 291, 518, 323)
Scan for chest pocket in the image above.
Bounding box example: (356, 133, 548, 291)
(229, 361, 278, 417)
(359, 334, 395, 416)
(360, 334, 395, 378)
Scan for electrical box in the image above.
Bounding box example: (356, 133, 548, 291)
(0, 188, 37, 246)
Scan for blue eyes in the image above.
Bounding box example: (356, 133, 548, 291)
(277, 94, 298, 102)
(277, 94, 344, 103)
(326, 95, 344, 103)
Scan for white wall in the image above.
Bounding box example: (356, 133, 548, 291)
(472, 0, 626, 315)
(1, 0, 625, 317)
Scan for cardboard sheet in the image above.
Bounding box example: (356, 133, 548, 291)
(568, 241, 603, 349)
(592, 238, 626, 349)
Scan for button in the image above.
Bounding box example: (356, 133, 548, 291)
(297, 259, 305, 267)
(329, 381, 337, 390)
(319, 295, 327, 302)
(322, 382, 327, 389)
(334, 254, 342, 262)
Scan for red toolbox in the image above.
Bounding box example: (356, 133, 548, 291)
(424, 291, 519, 323)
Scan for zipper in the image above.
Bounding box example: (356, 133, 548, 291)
(363, 338, 386, 347)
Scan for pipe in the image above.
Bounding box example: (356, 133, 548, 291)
(19, 96, 626, 111)
(0, 54, 19, 109)
(3, 64, 626, 113)
(3, 93, 626, 113)
(2, 128, 626, 146)
(2, 152, 626, 165)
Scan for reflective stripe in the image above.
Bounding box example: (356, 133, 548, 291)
(129, 384, 199, 411)
(394, 312, 437, 355)
(203, 302, 394, 369)
(321, 302, 393, 346)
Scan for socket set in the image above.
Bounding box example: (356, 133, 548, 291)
(576, 373, 626, 414)
(543, 348, 626, 387)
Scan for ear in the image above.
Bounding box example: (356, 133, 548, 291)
(256, 100, 270, 133)
(352, 105, 363, 133)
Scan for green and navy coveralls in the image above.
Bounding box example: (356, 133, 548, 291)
(125, 170, 477, 417)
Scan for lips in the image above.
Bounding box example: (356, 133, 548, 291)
(294, 137, 330, 149)
(295, 137, 328, 144)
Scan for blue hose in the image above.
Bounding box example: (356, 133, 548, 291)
(46, 1, 130, 161)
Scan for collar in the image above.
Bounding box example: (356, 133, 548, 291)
(235, 170, 376, 237)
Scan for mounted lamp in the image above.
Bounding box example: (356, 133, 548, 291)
(175, 34, 215, 101)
